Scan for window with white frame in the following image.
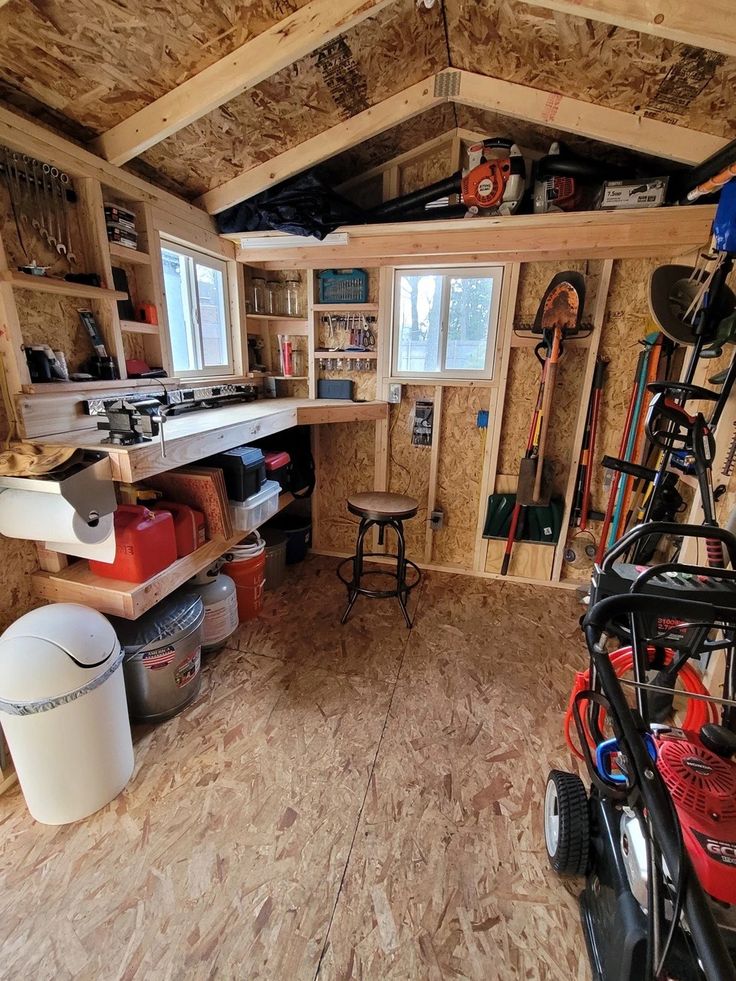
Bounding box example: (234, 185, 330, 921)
(391, 266, 503, 379)
(161, 242, 234, 377)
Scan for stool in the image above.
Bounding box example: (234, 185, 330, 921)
(337, 492, 421, 627)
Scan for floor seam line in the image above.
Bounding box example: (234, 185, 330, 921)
(312, 586, 423, 979)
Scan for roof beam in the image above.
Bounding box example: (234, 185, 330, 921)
(91, 0, 394, 166)
(515, 0, 736, 58)
(449, 70, 727, 166)
(198, 76, 442, 214)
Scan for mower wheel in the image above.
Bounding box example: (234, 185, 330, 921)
(544, 770, 590, 876)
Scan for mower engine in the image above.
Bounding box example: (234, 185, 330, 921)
(461, 138, 525, 217)
(656, 726, 736, 906)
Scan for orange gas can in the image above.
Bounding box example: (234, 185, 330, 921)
(90, 505, 177, 582)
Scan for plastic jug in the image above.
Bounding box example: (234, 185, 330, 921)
(90, 506, 177, 582)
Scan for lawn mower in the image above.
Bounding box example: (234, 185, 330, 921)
(546, 588, 736, 980)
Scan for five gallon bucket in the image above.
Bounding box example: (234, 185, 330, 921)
(262, 528, 288, 590)
(266, 515, 311, 564)
(222, 532, 267, 621)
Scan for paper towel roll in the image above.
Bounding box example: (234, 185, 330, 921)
(0, 488, 116, 561)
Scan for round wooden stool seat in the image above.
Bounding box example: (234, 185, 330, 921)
(347, 492, 418, 522)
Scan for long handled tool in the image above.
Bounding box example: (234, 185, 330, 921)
(573, 357, 608, 530)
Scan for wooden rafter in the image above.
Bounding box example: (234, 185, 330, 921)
(197, 69, 728, 215)
(451, 70, 726, 165)
(518, 0, 736, 58)
(198, 76, 442, 214)
(91, 0, 394, 167)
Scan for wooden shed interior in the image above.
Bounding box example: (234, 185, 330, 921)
(0, 1, 736, 977)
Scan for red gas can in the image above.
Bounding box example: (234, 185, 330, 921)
(152, 501, 206, 557)
(90, 505, 177, 582)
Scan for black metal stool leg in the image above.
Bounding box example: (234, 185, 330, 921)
(392, 517, 413, 628)
(342, 517, 372, 624)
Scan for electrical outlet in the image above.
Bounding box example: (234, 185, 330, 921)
(388, 383, 402, 403)
(430, 508, 444, 530)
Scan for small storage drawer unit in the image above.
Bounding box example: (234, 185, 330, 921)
(209, 446, 266, 502)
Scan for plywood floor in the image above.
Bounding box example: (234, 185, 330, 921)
(0, 556, 591, 980)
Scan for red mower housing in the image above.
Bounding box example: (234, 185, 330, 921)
(655, 729, 736, 905)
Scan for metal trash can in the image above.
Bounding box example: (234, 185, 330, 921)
(0, 603, 134, 825)
(109, 592, 204, 723)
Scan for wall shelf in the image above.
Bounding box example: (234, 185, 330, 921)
(120, 319, 159, 335)
(21, 377, 179, 395)
(313, 303, 378, 312)
(247, 313, 307, 323)
(109, 243, 151, 266)
(272, 375, 308, 380)
(314, 351, 377, 360)
(1, 271, 128, 301)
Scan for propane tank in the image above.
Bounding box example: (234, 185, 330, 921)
(187, 561, 239, 653)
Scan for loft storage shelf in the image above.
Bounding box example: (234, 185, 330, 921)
(247, 313, 308, 323)
(312, 303, 378, 312)
(1, 271, 128, 300)
(108, 243, 152, 266)
(33, 490, 303, 618)
(120, 319, 158, 335)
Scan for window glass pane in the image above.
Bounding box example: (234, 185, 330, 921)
(396, 273, 443, 373)
(162, 248, 197, 372)
(195, 262, 229, 368)
(445, 275, 494, 371)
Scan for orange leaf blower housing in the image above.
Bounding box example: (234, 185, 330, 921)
(461, 138, 525, 216)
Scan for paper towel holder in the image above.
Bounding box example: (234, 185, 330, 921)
(0, 453, 117, 524)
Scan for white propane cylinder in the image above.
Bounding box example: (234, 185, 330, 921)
(0, 603, 134, 825)
(188, 564, 239, 653)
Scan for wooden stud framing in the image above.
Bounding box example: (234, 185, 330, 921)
(550, 259, 613, 581)
(472, 262, 520, 572)
(197, 77, 442, 214)
(519, 0, 736, 58)
(92, 0, 393, 166)
(424, 385, 444, 564)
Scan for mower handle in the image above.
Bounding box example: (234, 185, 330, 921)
(600, 521, 736, 569)
(584, 592, 736, 634)
(646, 381, 719, 402)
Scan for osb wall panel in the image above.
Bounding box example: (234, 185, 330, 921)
(497, 260, 588, 495)
(322, 103, 457, 187)
(0, 401, 38, 631)
(0, 0, 312, 136)
(432, 386, 489, 567)
(139, 0, 446, 197)
(387, 384, 435, 559)
(398, 140, 457, 197)
(15, 292, 107, 374)
(314, 420, 375, 554)
(0, 181, 89, 278)
(317, 368, 376, 402)
(446, 0, 736, 139)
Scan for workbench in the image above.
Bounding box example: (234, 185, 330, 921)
(32, 397, 388, 618)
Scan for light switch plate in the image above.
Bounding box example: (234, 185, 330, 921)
(388, 383, 402, 403)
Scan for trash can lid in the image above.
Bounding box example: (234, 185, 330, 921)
(0, 603, 119, 702)
(108, 592, 204, 657)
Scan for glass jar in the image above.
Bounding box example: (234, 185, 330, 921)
(285, 280, 300, 317)
(266, 281, 281, 316)
(252, 277, 267, 313)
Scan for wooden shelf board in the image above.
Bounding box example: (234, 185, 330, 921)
(1, 271, 128, 301)
(272, 375, 308, 380)
(33, 532, 247, 619)
(21, 377, 178, 395)
(314, 350, 377, 360)
(313, 303, 378, 312)
(247, 313, 308, 323)
(109, 243, 151, 266)
(120, 319, 159, 335)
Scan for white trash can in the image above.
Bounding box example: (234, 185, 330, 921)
(0, 603, 134, 825)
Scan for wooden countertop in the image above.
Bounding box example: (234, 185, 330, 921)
(35, 397, 388, 482)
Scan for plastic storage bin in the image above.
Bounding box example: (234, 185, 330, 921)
(262, 528, 288, 589)
(108, 592, 205, 723)
(318, 269, 368, 304)
(90, 505, 177, 582)
(210, 446, 266, 502)
(0, 604, 134, 824)
(230, 479, 281, 533)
